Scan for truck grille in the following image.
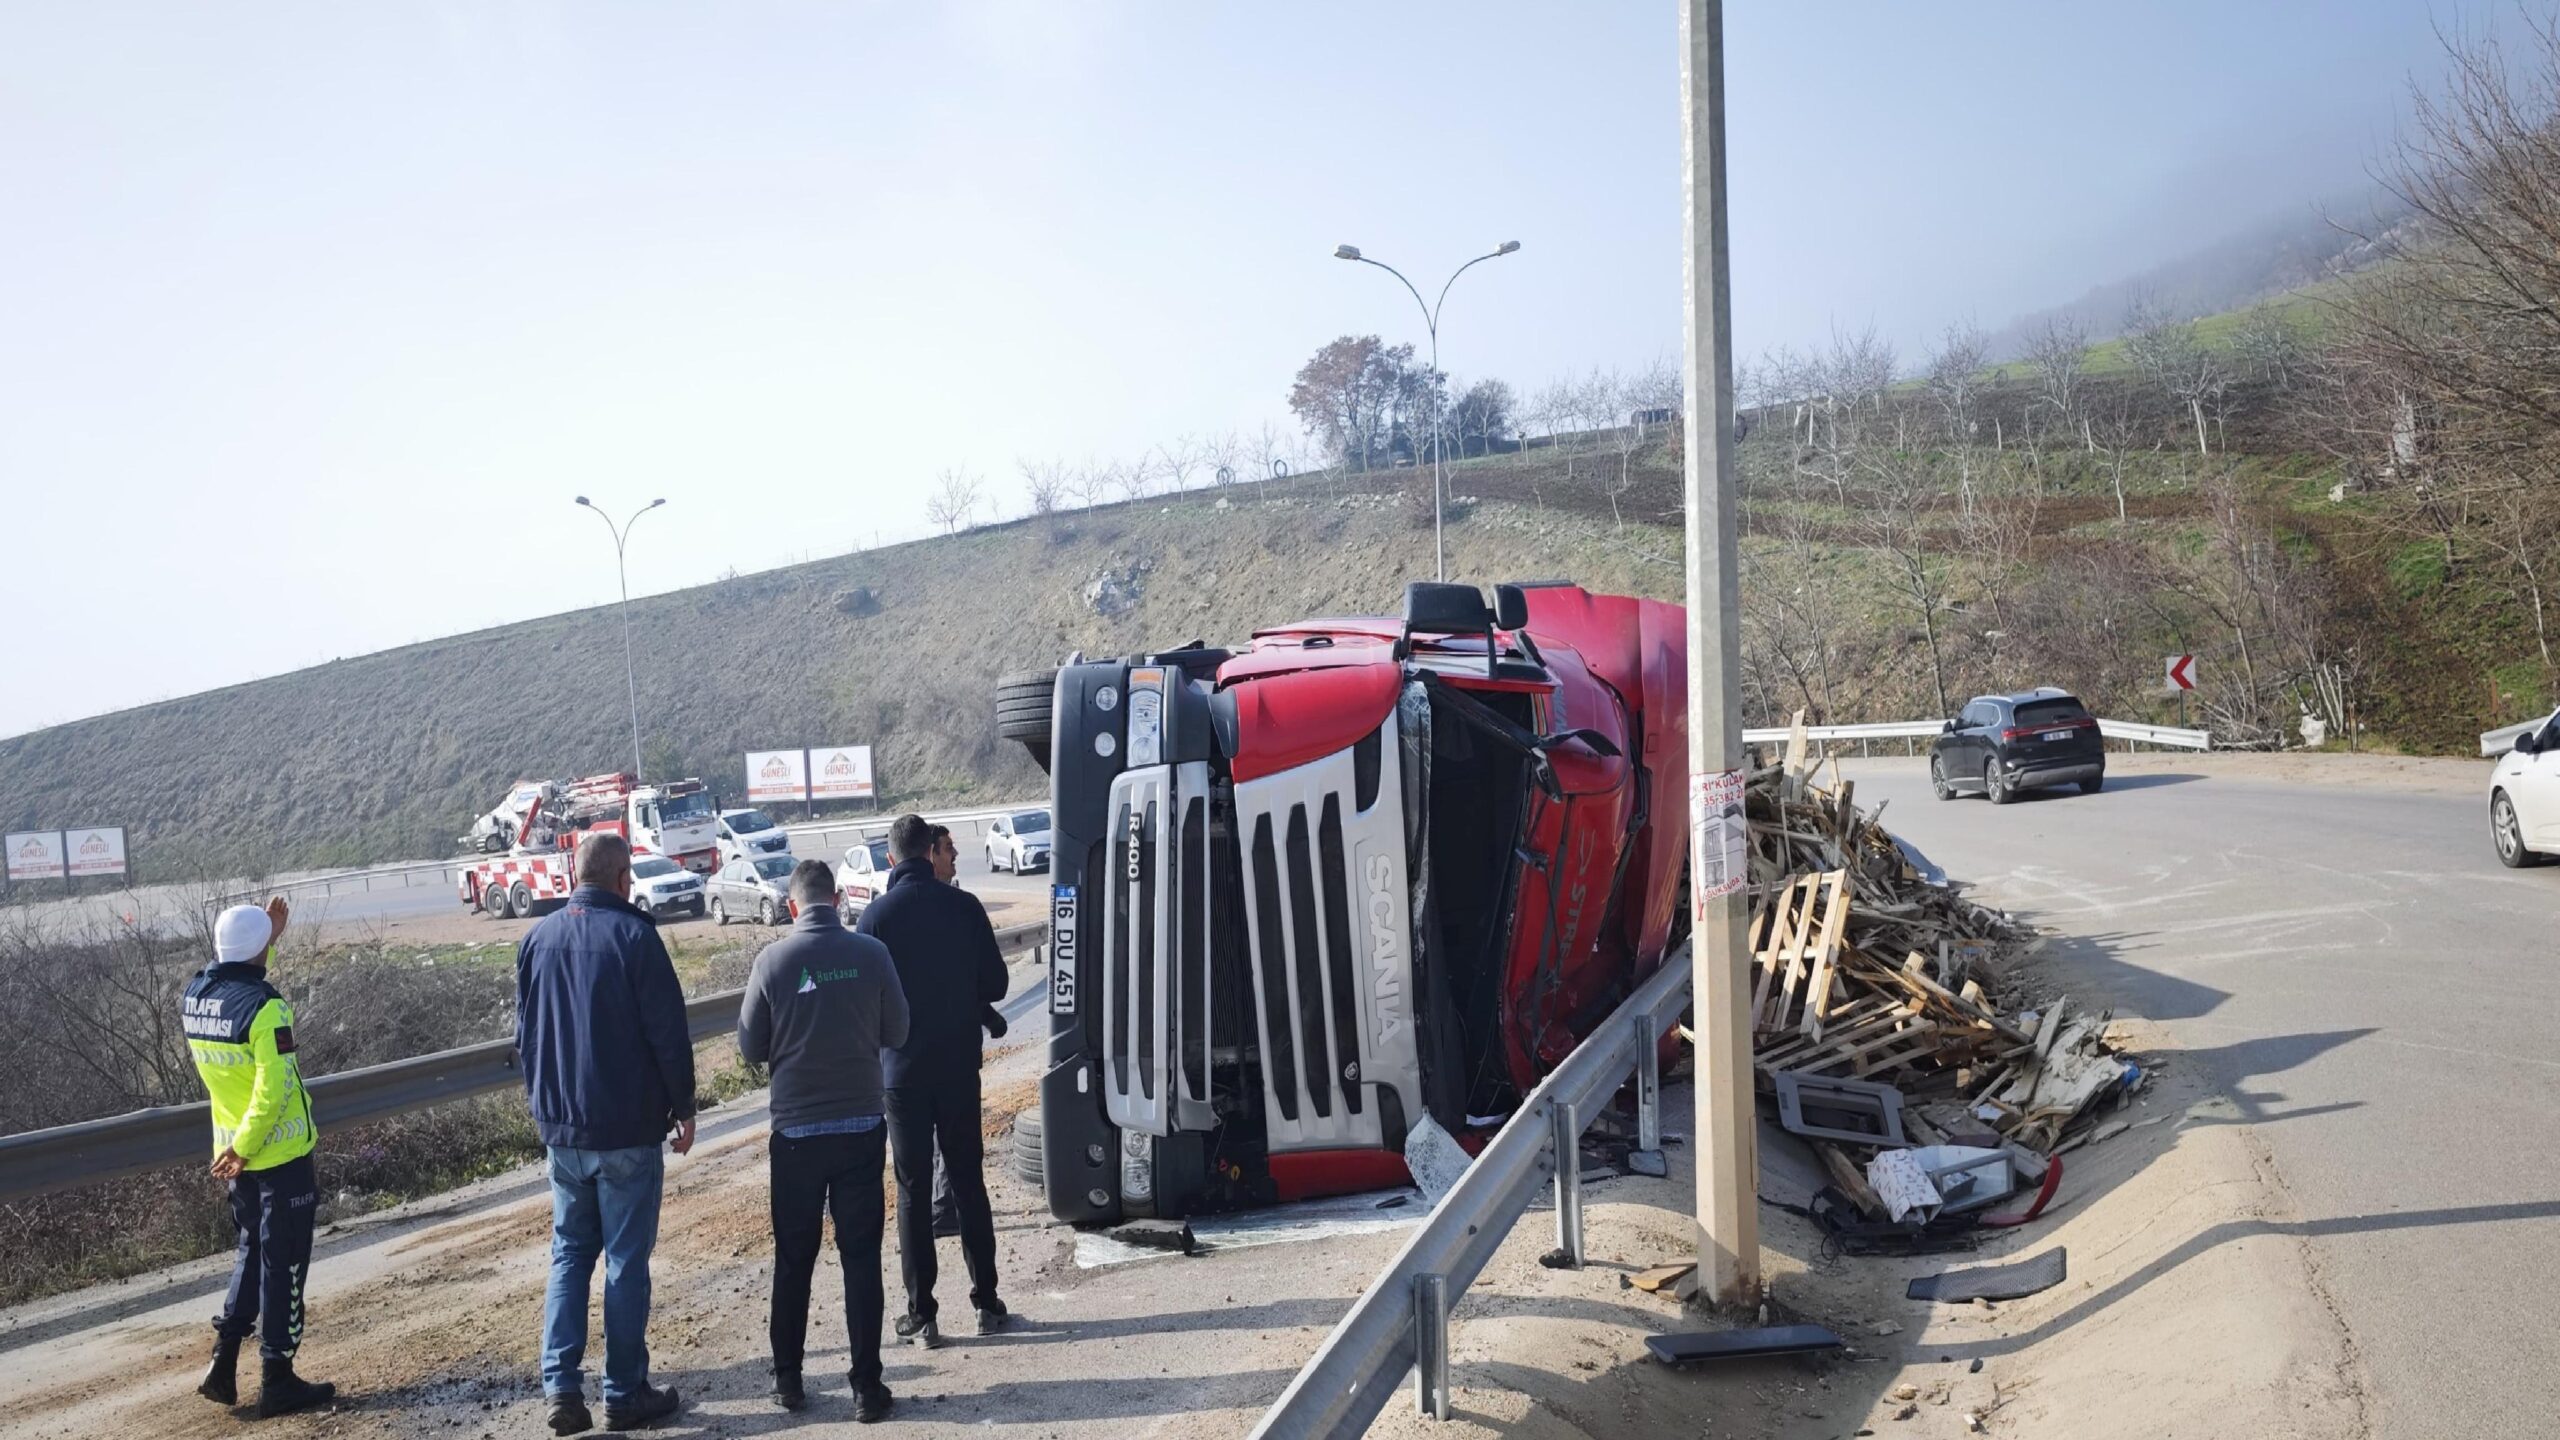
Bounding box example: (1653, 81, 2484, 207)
(1100, 761, 1215, 1137)
(1233, 717, 1422, 1153)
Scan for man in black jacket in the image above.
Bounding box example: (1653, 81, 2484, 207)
(738, 860, 908, 1421)
(516, 834, 694, 1435)
(857, 813, 1010, 1345)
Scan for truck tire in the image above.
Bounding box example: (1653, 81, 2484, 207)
(485, 883, 514, 920)
(510, 883, 534, 917)
(1010, 1105, 1044, 1186)
(996, 669, 1057, 740)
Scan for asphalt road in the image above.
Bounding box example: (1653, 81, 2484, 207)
(1842, 757, 2557, 1440)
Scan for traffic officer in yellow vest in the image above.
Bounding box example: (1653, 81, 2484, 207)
(183, 896, 336, 1418)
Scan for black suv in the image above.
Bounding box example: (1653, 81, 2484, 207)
(1930, 690, 2105, 803)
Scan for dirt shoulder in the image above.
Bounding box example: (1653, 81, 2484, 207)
(2099, 748, 2487, 796)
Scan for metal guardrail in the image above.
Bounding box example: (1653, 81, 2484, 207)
(2094, 719, 2212, 751)
(1738, 717, 2211, 754)
(2483, 720, 2539, 757)
(1248, 943, 1693, 1439)
(0, 920, 1051, 1203)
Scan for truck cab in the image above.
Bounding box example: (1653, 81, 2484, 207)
(1009, 581, 1690, 1222)
(629, 781, 719, 873)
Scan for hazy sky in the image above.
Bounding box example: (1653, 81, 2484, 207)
(0, 2, 2445, 737)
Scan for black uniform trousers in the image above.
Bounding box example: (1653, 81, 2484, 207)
(214, 1154, 320, 1362)
(886, 1061, 998, 1321)
(767, 1126, 889, 1387)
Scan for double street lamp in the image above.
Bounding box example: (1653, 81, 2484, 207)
(1332, 239, 1521, 582)
(574, 495, 666, 782)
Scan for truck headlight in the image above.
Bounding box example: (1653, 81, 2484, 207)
(1127, 666, 1165, 766)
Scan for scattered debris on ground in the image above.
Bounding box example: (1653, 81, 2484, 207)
(1738, 717, 2147, 1249)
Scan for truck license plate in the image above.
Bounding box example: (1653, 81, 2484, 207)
(1050, 886, 1078, 1015)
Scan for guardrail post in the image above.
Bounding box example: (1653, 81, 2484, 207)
(1632, 1011, 1661, 1153)
(1412, 1271, 1451, 1421)
(1552, 1101, 1583, 1268)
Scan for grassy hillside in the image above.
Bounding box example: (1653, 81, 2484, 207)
(0, 480, 1687, 877)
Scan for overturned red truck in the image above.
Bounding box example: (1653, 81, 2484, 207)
(998, 581, 1693, 1222)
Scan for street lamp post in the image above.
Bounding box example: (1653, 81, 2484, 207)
(1332, 240, 1521, 583)
(574, 496, 666, 782)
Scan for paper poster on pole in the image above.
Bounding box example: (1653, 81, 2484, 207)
(1690, 770, 1748, 918)
(809, 745, 876, 801)
(5, 831, 66, 882)
(745, 750, 810, 804)
(63, 826, 127, 878)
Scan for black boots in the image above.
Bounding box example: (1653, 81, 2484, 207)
(255, 1358, 337, 1419)
(197, 1335, 242, 1406)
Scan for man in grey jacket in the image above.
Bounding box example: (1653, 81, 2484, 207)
(737, 860, 909, 1422)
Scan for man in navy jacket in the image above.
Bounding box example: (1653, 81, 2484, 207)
(857, 814, 1010, 1345)
(516, 833, 695, 1435)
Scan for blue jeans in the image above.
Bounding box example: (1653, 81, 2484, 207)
(542, 1145, 664, 1404)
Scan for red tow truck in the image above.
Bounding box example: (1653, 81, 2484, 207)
(457, 772, 721, 919)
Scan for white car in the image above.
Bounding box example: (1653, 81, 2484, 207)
(836, 836, 895, 915)
(2491, 709, 2560, 867)
(716, 807, 793, 864)
(984, 808, 1052, 873)
(629, 854, 708, 919)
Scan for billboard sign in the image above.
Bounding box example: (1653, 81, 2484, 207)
(64, 826, 127, 878)
(5, 831, 66, 882)
(809, 745, 876, 801)
(745, 750, 810, 804)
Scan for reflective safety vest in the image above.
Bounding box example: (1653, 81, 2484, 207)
(181, 960, 318, 1169)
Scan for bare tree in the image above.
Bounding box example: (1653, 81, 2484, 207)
(1925, 323, 1991, 513)
(1019, 457, 1069, 517)
(2026, 317, 2089, 450)
(1157, 435, 1203, 495)
(2122, 295, 2226, 457)
(1858, 449, 1957, 716)
(1203, 430, 1246, 485)
(927, 466, 984, 534)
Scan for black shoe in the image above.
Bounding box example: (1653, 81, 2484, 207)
(853, 1382, 894, 1424)
(197, 1334, 242, 1406)
(975, 1301, 1011, 1336)
(603, 1384, 681, 1432)
(893, 1312, 941, 1350)
(548, 1395, 595, 1436)
(771, 1371, 806, 1412)
(254, 1359, 338, 1419)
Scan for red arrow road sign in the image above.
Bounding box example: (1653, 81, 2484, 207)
(2165, 654, 2197, 691)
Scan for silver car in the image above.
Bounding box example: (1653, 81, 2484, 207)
(709, 853, 797, 926)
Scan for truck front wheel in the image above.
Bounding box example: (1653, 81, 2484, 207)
(995, 669, 1057, 773)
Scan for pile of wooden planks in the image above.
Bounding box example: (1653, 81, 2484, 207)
(1740, 720, 2133, 1154)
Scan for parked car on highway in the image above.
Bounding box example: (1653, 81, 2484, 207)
(835, 836, 894, 915)
(994, 580, 1690, 1224)
(628, 854, 707, 919)
(709, 853, 796, 925)
(1930, 689, 2105, 804)
(715, 807, 793, 864)
(2489, 708, 2560, 867)
(984, 808, 1052, 873)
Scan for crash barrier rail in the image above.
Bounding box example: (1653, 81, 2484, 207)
(0, 921, 1052, 1204)
(200, 801, 1050, 914)
(1246, 942, 1694, 1439)
(2483, 720, 2538, 757)
(1737, 717, 2211, 755)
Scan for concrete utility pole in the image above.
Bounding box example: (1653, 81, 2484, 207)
(1679, 0, 1761, 1306)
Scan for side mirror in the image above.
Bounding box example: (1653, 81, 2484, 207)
(1942, 719, 1960, 734)
(1492, 583, 1531, 632)
(2518, 731, 2541, 756)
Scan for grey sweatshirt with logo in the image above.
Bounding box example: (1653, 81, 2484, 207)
(736, 907, 912, 1131)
